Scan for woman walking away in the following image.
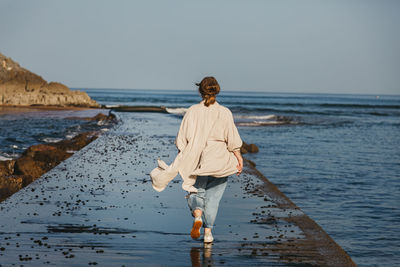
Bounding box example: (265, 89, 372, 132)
(150, 76, 243, 243)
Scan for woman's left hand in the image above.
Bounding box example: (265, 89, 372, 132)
(233, 150, 243, 175)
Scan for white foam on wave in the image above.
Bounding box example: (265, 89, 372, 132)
(66, 127, 81, 139)
(237, 121, 286, 127)
(166, 107, 188, 115)
(0, 155, 13, 161)
(66, 133, 77, 139)
(235, 114, 288, 127)
(105, 104, 120, 108)
(0, 151, 20, 161)
(42, 137, 63, 143)
(235, 114, 276, 120)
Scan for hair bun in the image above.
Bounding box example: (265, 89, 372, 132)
(209, 86, 218, 92)
(197, 76, 220, 107)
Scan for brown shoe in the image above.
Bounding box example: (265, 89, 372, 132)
(190, 217, 202, 239)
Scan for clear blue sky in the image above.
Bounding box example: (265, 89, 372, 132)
(1, 0, 399, 94)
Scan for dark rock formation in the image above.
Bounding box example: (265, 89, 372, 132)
(241, 142, 259, 154)
(0, 160, 14, 177)
(0, 53, 99, 107)
(66, 112, 116, 122)
(0, 175, 22, 202)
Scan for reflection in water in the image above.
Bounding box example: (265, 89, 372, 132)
(190, 243, 214, 267)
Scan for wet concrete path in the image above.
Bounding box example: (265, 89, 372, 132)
(0, 112, 356, 266)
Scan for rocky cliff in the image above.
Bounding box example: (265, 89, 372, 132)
(0, 53, 99, 107)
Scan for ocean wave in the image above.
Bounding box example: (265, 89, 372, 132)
(42, 137, 64, 143)
(235, 114, 298, 127)
(66, 133, 78, 139)
(221, 100, 400, 110)
(235, 114, 276, 120)
(166, 107, 188, 115)
(231, 107, 400, 116)
(161, 104, 399, 119)
(105, 104, 121, 108)
(0, 152, 20, 161)
(163, 105, 376, 127)
(231, 107, 333, 116)
(0, 155, 13, 161)
(165, 108, 298, 126)
(237, 121, 290, 127)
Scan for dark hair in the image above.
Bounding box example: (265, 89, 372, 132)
(196, 76, 220, 107)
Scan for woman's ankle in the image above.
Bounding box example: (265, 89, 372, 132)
(204, 228, 212, 234)
(193, 209, 202, 218)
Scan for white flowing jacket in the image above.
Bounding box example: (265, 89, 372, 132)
(150, 100, 242, 192)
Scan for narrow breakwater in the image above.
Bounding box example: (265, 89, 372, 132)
(0, 112, 356, 266)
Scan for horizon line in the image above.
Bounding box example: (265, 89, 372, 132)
(71, 87, 400, 97)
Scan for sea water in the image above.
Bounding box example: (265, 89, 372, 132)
(1, 88, 399, 267)
(0, 108, 108, 160)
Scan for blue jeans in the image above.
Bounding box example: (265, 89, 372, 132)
(187, 176, 228, 229)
